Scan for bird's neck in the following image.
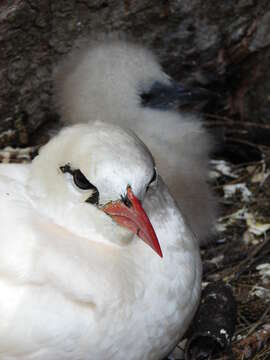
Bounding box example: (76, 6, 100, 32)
(143, 177, 199, 255)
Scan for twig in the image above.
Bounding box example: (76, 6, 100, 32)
(204, 116, 270, 130)
(246, 304, 270, 337)
(233, 237, 270, 281)
(232, 324, 270, 359)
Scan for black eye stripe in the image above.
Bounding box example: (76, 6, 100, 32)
(59, 164, 72, 174)
(73, 170, 94, 190)
(60, 164, 99, 204)
(85, 191, 99, 205)
(146, 168, 157, 192)
(149, 168, 157, 185)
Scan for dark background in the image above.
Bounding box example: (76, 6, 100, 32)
(1, 0, 270, 148)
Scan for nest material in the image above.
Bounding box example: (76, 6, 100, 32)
(200, 124, 270, 360)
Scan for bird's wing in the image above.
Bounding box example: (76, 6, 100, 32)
(0, 171, 118, 303)
(0, 172, 129, 356)
(0, 163, 30, 184)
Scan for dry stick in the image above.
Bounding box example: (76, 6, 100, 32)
(213, 161, 262, 189)
(238, 312, 251, 327)
(224, 164, 260, 186)
(231, 160, 264, 170)
(246, 304, 270, 337)
(233, 237, 270, 282)
(232, 324, 270, 359)
(205, 118, 270, 149)
(204, 115, 270, 130)
(225, 137, 263, 150)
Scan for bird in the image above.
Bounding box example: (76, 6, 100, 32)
(54, 38, 216, 245)
(0, 121, 201, 359)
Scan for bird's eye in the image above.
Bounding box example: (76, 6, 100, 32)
(73, 170, 95, 190)
(73, 170, 100, 204)
(147, 168, 158, 191)
(149, 168, 157, 185)
(60, 164, 100, 204)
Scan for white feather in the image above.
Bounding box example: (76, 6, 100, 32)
(0, 122, 201, 359)
(54, 39, 216, 244)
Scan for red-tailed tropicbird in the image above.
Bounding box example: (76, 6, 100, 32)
(0, 122, 201, 359)
(54, 39, 216, 244)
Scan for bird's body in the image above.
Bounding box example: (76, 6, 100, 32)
(0, 122, 201, 359)
(55, 39, 216, 244)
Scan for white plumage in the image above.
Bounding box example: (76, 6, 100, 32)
(54, 39, 216, 244)
(0, 122, 201, 359)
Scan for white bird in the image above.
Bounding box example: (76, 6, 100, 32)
(54, 39, 217, 244)
(0, 121, 201, 360)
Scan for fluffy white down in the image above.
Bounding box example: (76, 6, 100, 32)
(54, 39, 216, 244)
(0, 122, 201, 359)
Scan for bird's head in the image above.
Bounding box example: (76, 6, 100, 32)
(55, 39, 215, 128)
(55, 40, 168, 126)
(28, 122, 162, 257)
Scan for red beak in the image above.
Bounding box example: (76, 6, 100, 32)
(102, 186, 163, 257)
